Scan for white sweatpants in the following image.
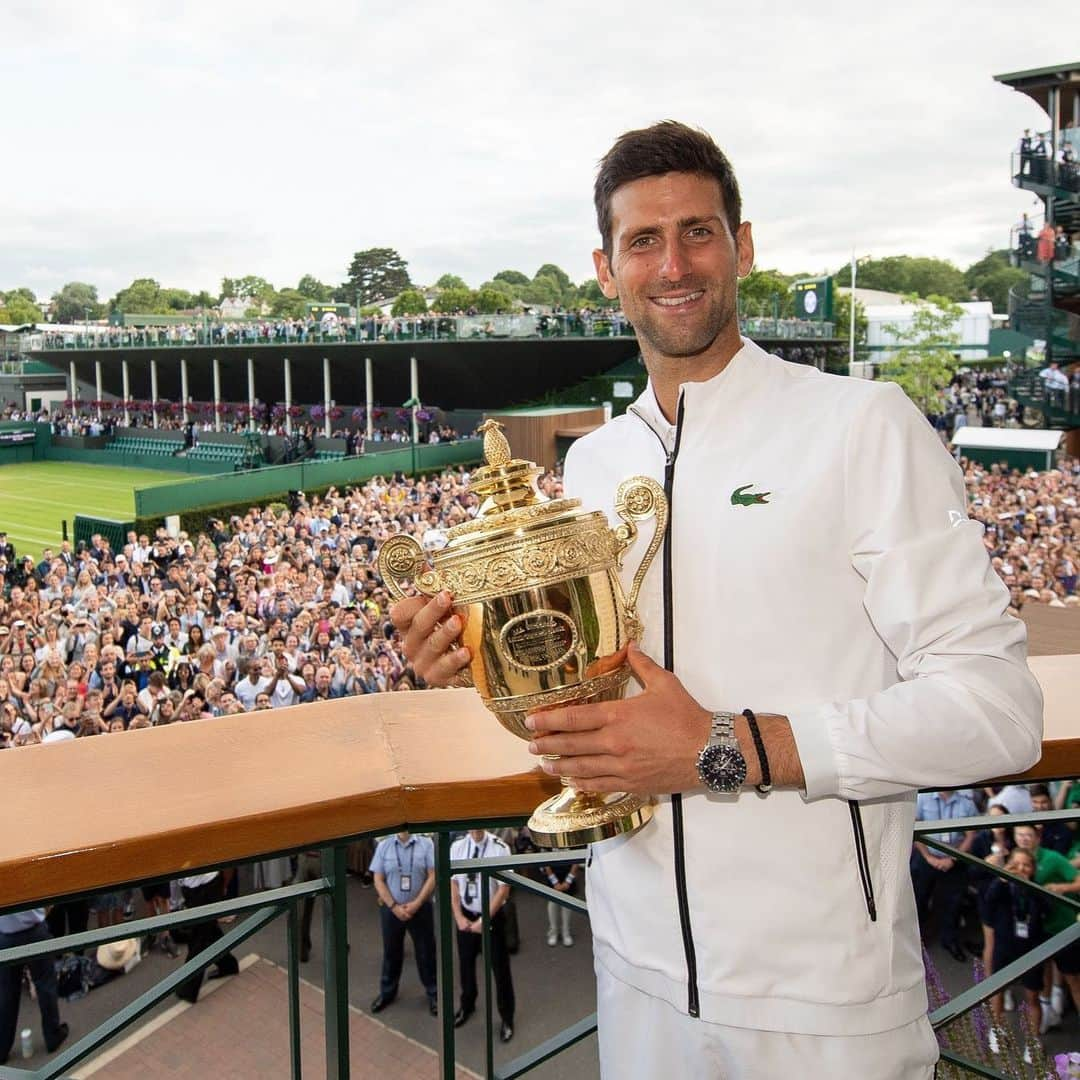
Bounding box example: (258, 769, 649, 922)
(596, 962, 938, 1080)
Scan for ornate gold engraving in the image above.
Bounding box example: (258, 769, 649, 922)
(498, 610, 579, 672)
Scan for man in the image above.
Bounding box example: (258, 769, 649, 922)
(0, 909, 69, 1064)
(449, 828, 514, 1043)
(175, 871, 239, 1004)
(368, 831, 438, 1016)
(392, 122, 1042, 1077)
(910, 789, 979, 962)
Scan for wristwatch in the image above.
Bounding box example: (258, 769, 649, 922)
(696, 711, 747, 793)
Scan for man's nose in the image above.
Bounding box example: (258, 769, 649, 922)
(657, 238, 692, 283)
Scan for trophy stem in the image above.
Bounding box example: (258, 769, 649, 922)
(527, 784, 655, 850)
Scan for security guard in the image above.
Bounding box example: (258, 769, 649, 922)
(450, 828, 515, 1042)
(369, 831, 438, 1016)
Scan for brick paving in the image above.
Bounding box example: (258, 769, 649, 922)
(77, 955, 477, 1080)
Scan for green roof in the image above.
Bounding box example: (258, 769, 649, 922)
(994, 61, 1080, 85)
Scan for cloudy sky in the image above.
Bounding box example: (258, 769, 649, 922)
(3, 0, 1072, 302)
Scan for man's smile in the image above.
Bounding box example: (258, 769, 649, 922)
(650, 290, 705, 309)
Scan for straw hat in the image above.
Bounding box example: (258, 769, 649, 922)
(97, 938, 141, 971)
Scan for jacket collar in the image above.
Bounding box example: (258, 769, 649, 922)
(629, 337, 764, 449)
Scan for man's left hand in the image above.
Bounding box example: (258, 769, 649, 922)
(526, 643, 710, 794)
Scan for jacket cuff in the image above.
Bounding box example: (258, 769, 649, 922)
(786, 704, 842, 802)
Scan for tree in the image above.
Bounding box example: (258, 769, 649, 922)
(833, 292, 868, 347)
(878, 295, 963, 415)
(220, 275, 274, 302)
(340, 248, 411, 306)
(737, 269, 793, 318)
(430, 286, 475, 313)
(190, 290, 216, 310)
(161, 287, 194, 311)
(51, 282, 104, 323)
(520, 276, 561, 306)
(533, 264, 572, 291)
(391, 288, 428, 316)
(473, 287, 514, 314)
(493, 270, 530, 286)
(296, 274, 332, 301)
(435, 273, 468, 291)
(0, 293, 43, 324)
(271, 288, 308, 319)
(833, 256, 967, 302)
(112, 278, 172, 315)
(964, 250, 1027, 313)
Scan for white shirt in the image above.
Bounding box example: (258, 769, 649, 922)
(450, 833, 510, 915)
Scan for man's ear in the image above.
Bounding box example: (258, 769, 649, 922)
(735, 222, 755, 279)
(592, 249, 619, 300)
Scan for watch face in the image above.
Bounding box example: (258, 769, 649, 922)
(698, 743, 747, 793)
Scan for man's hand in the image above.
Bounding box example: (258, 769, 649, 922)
(933, 856, 956, 873)
(454, 912, 472, 932)
(469, 918, 483, 934)
(526, 643, 710, 794)
(392, 902, 411, 922)
(390, 591, 470, 687)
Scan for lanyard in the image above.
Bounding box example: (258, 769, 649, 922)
(393, 839, 415, 882)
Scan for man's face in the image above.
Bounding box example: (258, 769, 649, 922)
(592, 171, 753, 364)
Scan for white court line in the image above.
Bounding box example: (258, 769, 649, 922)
(69, 952, 261, 1079)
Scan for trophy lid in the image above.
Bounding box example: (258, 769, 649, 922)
(444, 420, 584, 543)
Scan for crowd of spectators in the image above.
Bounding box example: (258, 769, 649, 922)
(0, 467, 563, 750)
(964, 452, 1079, 612)
(0, 402, 464, 453)
(31, 307, 632, 351)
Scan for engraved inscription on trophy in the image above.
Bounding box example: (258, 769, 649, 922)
(499, 610, 578, 673)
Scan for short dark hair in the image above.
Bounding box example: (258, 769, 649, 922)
(594, 120, 741, 257)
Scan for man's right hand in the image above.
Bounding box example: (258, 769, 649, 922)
(390, 591, 470, 687)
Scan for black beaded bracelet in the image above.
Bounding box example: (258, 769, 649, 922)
(743, 708, 771, 794)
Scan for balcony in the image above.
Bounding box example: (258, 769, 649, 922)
(2, 612, 1079, 1078)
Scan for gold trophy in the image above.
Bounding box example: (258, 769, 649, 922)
(378, 420, 667, 849)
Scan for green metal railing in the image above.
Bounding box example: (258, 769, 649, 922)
(0, 818, 595, 1080)
(6, 802, 1080, 1078)
(20, 314, 838, 355)
(918, 803, 1080, 1078)
(0, 845, 353, 1080)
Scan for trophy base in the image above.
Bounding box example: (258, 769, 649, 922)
(527, 787, 655, 849)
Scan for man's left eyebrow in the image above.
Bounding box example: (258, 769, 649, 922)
(676, 215, 722, 229)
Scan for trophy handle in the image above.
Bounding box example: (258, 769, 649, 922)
(613, 476, 668, 636)
(376, 535, 444, 602)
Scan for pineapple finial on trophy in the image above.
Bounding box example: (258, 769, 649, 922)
(477, 419, 512, 467)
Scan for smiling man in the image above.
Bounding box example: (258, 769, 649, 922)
(392, 121, 1043, 1079)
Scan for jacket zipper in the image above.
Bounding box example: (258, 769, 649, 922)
(848, 802, 878, 921)
(632, 397, 701, 1017)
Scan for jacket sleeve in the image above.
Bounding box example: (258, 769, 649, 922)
(788, 382, 1043, 801)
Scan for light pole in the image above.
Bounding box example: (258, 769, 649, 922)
(403, 396, 420, 476)
(84, 306, 90, 349)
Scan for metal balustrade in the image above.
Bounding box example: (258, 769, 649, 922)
(13, 314, 837, 356)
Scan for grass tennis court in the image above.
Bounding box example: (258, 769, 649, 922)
(0, 461, 183, 560)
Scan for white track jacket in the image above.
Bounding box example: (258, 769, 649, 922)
(563, 339, 1043, 1036)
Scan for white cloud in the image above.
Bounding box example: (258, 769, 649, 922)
(2, 0, 1071, 300)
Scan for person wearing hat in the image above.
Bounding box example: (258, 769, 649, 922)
(0, 909, 69, 1064)
(0, 532, 14, 564)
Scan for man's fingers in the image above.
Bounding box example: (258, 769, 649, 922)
(423, 645, 472, 688)
(529, 732, 611, 758)
(525, 703, 612, 735)
(389, 596, 427, 633)
(540, 754, 618, 780)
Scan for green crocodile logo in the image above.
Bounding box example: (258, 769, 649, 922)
(731, 484, 770, 507)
